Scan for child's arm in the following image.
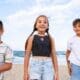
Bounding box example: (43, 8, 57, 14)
(66, 50, 71, 75)
(0, 63, 12, 73)
(24, 36, 33, 80)
(0, 46, 13, 73)
(50, 37, 59, 80)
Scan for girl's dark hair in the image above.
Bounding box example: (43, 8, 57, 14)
(0, 20, 3, 31)
(25, 15, 52, 53)
(73, 18, 80, 26)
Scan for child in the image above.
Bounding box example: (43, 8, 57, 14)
(0, 20, 13, 80)
(24, 15, 59, 80)
(66, 18, 80, 80)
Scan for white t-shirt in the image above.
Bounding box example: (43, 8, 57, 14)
(67, 35, 80, 66)
(0, 42, 13, 80)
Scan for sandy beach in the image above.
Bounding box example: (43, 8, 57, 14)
(4, 64, 23, 80)
(59, 65, 70, 80)
(4, 64, 70, 80)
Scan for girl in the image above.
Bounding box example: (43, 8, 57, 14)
(0, 20, 13, 80)
(24, 15, 59, 80)
(66, 18, 80, 80)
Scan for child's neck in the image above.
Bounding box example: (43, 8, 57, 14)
(38, 32, 46, 36)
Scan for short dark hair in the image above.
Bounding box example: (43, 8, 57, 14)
(0, 20, 3, 30)
(73, 18, 80, 26)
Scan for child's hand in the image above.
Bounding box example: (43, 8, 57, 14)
(68, 63, 72, 75)
(68, 66, 72, 75)
(54, 72, 59, 80)
(24, 73, 29, 80)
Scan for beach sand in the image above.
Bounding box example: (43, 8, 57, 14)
(4, 64, 70, 80)
(4, 64, 23, 80)
(59, 65, 70, 80)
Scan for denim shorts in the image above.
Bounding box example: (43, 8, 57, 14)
(70, 63, 80, 80)
(29, 57, 54, 80)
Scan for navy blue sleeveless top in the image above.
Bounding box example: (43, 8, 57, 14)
(32, 35, 51, 57)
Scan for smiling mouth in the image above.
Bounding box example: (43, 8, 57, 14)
(40, 26, 46, 28)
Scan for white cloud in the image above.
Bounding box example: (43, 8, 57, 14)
(3, 0, 80, 50)
(5, 0, 24, 4)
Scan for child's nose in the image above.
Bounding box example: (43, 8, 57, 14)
(41, 22, 45, 25)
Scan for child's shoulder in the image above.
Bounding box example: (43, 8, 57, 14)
(48, 34, 55, 41)
(28, 35, 34, 42)
(29, 31, 39, 40)
(2, 42, 11, 49)
(69, 35, 76, 40)
(68, 35, 76, 43)
(0, 42, 8, 47)
(0, 42, 12, 52)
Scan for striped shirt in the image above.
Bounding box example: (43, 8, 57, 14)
(0, 42, 13, 80)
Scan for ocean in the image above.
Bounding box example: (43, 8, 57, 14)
(13, 51, 67, 65)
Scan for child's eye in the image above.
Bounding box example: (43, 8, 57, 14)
(44, 21, 47, 24)
(38, 21, 41, 23)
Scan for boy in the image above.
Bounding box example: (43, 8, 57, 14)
(0, 20, 13, 80)
(66, 18, 80, 80)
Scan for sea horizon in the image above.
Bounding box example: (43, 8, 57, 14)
(13, 50, 67, 65)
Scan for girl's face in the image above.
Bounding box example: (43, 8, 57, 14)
(36, 16, 48, 33)
(73, 22, 80, 36)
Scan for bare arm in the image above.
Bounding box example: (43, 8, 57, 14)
(50, 37, 59, 80)
(24, 36, 33, 79)
(66, 50, 71, 75)
(0, 63, 12, 73)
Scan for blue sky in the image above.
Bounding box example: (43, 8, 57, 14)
(0, 0, 80, 50)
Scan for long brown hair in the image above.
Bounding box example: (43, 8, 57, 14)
(0, 20, 3, 31)
(25, 15, 52, 53)
(0, 20, 4, 42)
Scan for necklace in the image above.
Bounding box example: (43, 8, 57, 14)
(40, 37, 44, 41)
